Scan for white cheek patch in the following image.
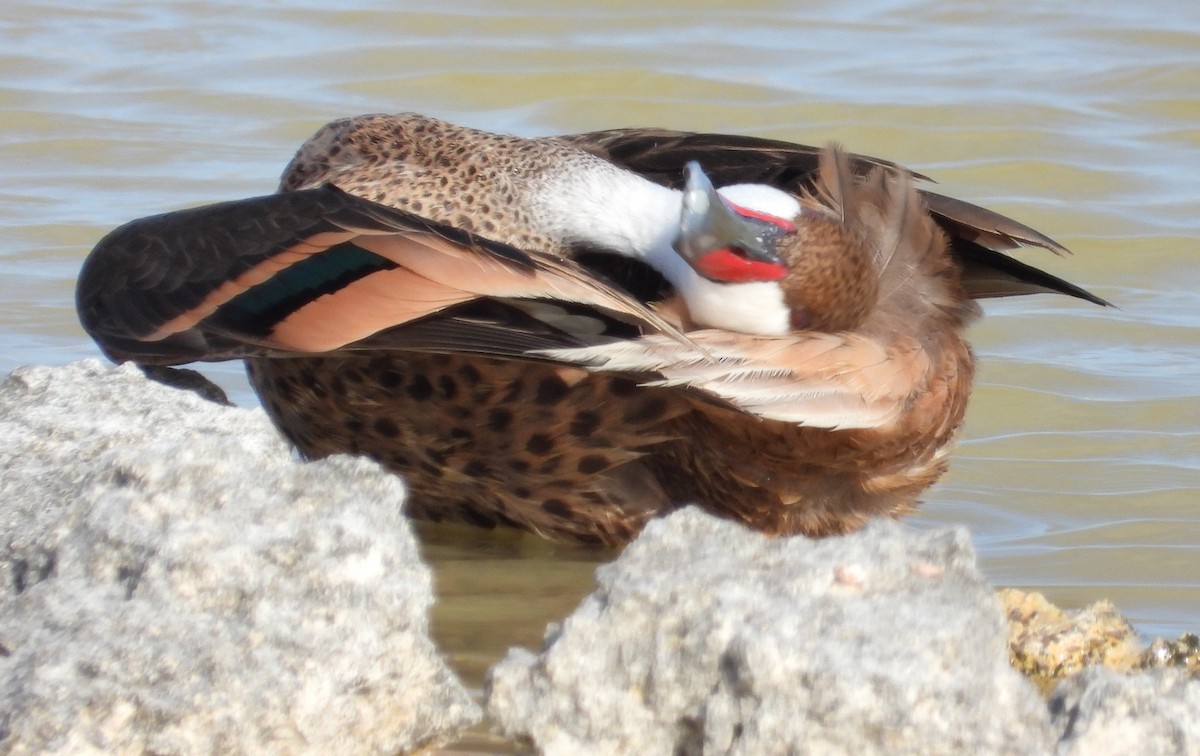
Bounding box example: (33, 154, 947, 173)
(681, 277, 791, 336)
(717, 184, 802, 222)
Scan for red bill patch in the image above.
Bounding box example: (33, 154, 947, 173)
(695, 248, 788, 283)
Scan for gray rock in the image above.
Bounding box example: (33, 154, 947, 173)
(486, 508, 1054, 755)
(0, 361, 479, 754)
(1051, 666, 1200, 755)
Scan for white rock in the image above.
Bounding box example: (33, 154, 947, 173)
(0, 361, 479, 755)
(486, 508, 1054, 755)
(1051, 666, 1200, 756)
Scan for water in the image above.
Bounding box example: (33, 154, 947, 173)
(3, 0, 1198, 716)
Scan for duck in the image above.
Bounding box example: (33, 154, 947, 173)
(76, 113, 1107, 545)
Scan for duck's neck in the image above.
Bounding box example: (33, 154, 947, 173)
(530, 160, 795, 336)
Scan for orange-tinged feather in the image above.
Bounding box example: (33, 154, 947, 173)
(357, 235, 541, 298)
(269, 266, 473, 352)
(356, 234, 691, 341)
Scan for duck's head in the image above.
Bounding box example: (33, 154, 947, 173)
(675, 161, 794, 285)
(675, 162, 878, 335)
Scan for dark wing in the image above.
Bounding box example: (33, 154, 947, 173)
(77, 185, 683, 366)
(348, 297, 648, 356)
(560, 128, 1109, 306)
(558, 128, 916, 187)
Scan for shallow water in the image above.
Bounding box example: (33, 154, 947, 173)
(3, 0, 1198, 726)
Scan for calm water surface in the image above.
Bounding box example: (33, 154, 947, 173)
(3, 0, 1198, 718)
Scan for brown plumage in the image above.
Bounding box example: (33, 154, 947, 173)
(535, 149, 978, 536)
(76, 113, 1105, 545)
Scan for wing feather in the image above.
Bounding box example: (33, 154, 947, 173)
(539, 330, 930, 429)
(77, 185, 689, 364)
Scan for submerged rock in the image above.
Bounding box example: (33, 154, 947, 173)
(0, 361, 479, 754)
(485, 509, 1055, 755)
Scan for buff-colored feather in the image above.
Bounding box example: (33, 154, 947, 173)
(541, 329, 929, 428)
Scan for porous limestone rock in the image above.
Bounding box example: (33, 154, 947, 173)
(486, 509, 1055, 755)
(0, 361, 479, 755)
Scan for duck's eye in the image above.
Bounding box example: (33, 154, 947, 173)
(790, 308, 812, 330)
